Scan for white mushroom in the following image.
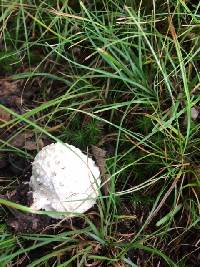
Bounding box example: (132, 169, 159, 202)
(29, 142, 101, 219)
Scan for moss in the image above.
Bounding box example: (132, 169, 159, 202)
(0, 50, 20, 74)
(61, 118, 102, 149)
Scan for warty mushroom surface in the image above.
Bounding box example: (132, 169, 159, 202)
(29, 142, 101, 219)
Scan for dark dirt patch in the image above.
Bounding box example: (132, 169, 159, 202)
(1, 175, 99, 234)
(1, 183, 55, 233)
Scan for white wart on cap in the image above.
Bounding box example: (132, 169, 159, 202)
(29, 142, 101, 219)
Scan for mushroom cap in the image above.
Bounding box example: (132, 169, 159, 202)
(30, 142, 100, 219)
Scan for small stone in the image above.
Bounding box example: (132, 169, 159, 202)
(191, 107, 199, 120)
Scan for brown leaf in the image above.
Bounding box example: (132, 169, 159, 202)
(23, 139, 44, 151)
(91, 145, 109, 195)
(23, 141, 38, 150)
(10, 131, 44, 150)
(0, 80, 19, 97)
(0, 107, 11, 122)
(91, 146, 106, 175)
(10, 131, 34, 148)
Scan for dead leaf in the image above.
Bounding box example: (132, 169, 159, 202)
(91, 145, 109, 195)
(0, 107, 11, 122)
(10, 131, 34, 148)
(91, 146, 106, 175)
(9, 131, 44, 150)
(23, 141, 38, 150)
(0, 95, 22, 109)
(0, 80, 19, 97)
(23, 139, 44, 150)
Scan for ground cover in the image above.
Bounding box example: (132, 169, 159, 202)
(0, 0, 199, 266)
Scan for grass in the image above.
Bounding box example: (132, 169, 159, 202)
(0, 0, 200, 266)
